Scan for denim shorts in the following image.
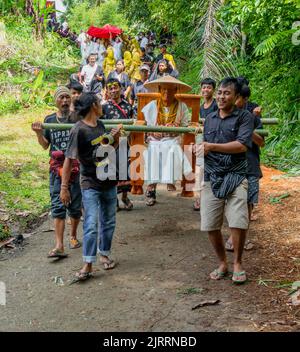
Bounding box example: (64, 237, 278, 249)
(49, 171, 82, 219)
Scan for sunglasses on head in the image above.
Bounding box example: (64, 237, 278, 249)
(107, 82, 120, 89)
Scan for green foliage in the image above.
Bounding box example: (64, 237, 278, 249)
(254, 28, 298, 56)
(67, 0, 128, 32)
(0, 108, 51, 228)
(0, 15, 79, 115)
(0, 0, 26, 16)
(119, 0, 299, 171)
(0, 224, 10, 241)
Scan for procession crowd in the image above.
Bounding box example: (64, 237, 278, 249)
(31, 26, 265, 285)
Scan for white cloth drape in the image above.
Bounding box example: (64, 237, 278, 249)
(142, 100, 192, 184)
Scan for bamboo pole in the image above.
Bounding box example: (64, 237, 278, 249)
(41, 123, 270, 136)
(101, 119, 134, 124)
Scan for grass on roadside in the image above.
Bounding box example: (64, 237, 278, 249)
(0, 107, 55, 238)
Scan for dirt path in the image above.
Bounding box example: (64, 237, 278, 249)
(0, 168, 299, 332)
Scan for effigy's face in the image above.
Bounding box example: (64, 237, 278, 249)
(160, 87, 177, 105)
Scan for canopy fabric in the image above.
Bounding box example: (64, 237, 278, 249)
(87, 25, 122, 39)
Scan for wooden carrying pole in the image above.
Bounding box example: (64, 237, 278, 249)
(175, 93, 201, 197)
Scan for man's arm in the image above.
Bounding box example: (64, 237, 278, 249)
(60, 158, 73, 206)
(252, 115, 265, 147)
(252, 132, 265, 147)
(203, 141, 247, 155)
(60, 126, 79, 206)
(31, 122, 49, 150)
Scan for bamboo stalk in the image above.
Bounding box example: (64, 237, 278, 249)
(41, 123, 269, 136)
(100, 119, 134, 124)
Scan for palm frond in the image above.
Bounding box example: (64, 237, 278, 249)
(191, 0, 240, 81)
(254, 29, 297, 56)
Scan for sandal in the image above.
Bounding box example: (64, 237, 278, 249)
(225, 240, 234, 252)
(145, 190, 156, 206)
(69, 238, 81, 249)
(225, 239, 254, 251)
(69, 271, 93, 284)
(193, 199, 200, 211)
(100, 258, 116, 270)
(232, 271, 247, 284)
(167, 184, 176, 191)
(244, 240, 254, 251)
(47, 248, 68, 258)
(210, 268, 228, 280)
(121, 197, 133, 211)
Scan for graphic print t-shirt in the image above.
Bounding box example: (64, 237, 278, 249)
(43, 113, 73, 153)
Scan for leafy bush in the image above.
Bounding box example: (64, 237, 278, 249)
(0, 15, 79, 115)
(67, 0, 128, 32)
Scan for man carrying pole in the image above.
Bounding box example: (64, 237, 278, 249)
(31, 86, 82, 258)
(195, 77, 254, 284)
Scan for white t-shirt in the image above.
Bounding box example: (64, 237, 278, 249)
(97, 44, 106, 65)
(140, 36, 148, 49)
(81, 63, 98, 86)
(77, 32, 86, 45)
(91, 42, 99, 54)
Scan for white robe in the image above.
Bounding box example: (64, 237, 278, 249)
(142, 100, 192, 184)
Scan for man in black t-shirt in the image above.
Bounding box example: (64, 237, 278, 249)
(225, 84, 265, 252)
(199, 77, 218, 119)
(31, 86, 82, 258)
(102, 78, 133, 210)
(60, 93, 121, 279)
(195, 77, 254, 284)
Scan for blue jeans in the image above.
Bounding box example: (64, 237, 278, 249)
(81, 186, 117, 263)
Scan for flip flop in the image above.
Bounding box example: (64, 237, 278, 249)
(244, 240, 254, 251)
(210, 268, 228, 280)
(232, 271, 247, 284)
(121, 197, 133, 211)
(225, 240, 254, 251)
(47, 248, 68, 258)
(69, 238, 82, 249)
(167, 184, 176, 191)
(193, 199, 200, 211)
(225, 240, 234, 252)
(145, 190, 156, 206)
(101, 259, 116, 270)
(69, 271, 93, 285)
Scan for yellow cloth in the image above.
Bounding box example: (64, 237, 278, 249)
(164, 53, 176, 69)
(124, 51, 132, 74)
(129, 50, 141, 81)
(156, 98, 179, 126)
(103, 47, 116, 77)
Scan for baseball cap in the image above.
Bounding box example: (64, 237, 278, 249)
(140, 64, 151, 72)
